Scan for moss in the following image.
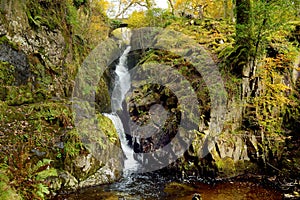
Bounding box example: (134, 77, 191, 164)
(95, 78, 111, 113)
(0, 35, 9, 45)
(97, 114, 119, 144)
(0, 61, 16, 86)
(5, 85, 34, 105)
(28, 101, 73, 127)
(0, 36, 19, 50)
(0, 0, 114, 197)
(25, 0, 62, 30)
(0, 172, 22, 200)
(215, 157, 236, 177)
(60, 113, 121, 181)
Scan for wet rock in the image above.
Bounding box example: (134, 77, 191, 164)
(192, 193, 202, 200)
(79, 164, 119, 188)
(74, 154, 93, 173)
(283, 193, 300, 200)
(59, 171, 79, 190)
(0, 43, 30, 85)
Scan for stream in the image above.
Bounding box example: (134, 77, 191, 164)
(54, 174, 282, 200)
(54, 30, 283, 200)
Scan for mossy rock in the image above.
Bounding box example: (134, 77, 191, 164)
(0, 36, 19, 50)
(95, 78, 111, 113)
(0, 61, 16, 86)
(215, 156, 236, 177)
(63, 113, 122, 182)
(97, 114, 119, 144)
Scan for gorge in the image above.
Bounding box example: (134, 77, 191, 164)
(0, 0, 299, 200)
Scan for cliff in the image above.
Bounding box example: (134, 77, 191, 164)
(0, 0, 124, 199)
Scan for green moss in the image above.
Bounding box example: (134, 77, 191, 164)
(0, 35, 9, 45)
(0, 173, 21, 200)
(97, 114, 119, 144)
(5, 86, 34, 105)
(29, 101, 73, 127)
(63, 129, 83, 158)
(95, 78, 111, 113)
(25, 0, 62, 30)
(215, 157, 236, 177)
(0, 36, 19, 50)
(0, 61, 15, 86)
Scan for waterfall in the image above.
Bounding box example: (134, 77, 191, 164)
(104, 33, 139, 175)
(104, 113, 139, 175)
(111, 46, 131, 112)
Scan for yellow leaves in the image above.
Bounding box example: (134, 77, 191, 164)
(252, 54, 295, 134)
(92, 0, 110, 14)
(126, 11, 148, 28)
(82, 1, 110, 45)
(174, 0, 233, 19)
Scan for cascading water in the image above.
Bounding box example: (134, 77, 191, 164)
(104, 35, 139, 175)
(111, 46, 131, 113)
(55, 28, 284, 200)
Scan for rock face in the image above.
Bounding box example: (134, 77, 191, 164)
(0, 0, 123, 194)
(0, 43, 30, 85)
(125, 27, 292, 178)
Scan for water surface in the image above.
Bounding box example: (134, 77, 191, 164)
(54, 173, 282, 200)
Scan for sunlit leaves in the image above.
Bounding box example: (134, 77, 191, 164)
(126, 10, 148, 27)
(107, 0, 155, 18)
(253, 54, 296, 134)
(251, 0, 299, 55)
(84, 0, 110, 45)
(174, 0, 234, 19)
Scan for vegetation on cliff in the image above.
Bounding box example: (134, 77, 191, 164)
(0, 0, 299, 199)
(119, 0, 300, 183)
(0, 0, 121, 199)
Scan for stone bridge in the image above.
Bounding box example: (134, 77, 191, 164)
(110, 18, 129, 31)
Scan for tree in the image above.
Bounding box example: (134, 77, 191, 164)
(173, 0, 234, 19)
(235, 0, 299, 75)
(85, 0, 111, 45)
(108, 0, 155, 18)
(235, 0, 252, 69)
(234, 0, 300, 130)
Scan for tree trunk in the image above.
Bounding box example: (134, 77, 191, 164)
(167, 0, 175, 16)
(235, 0, 256, 103)
(235, 0, 253, 76)
(236, 0, 252, 51)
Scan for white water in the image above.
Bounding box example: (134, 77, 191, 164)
(111, 46, 131, 112)
(104, 37, 139, 175)
(104, 113, 139, 175)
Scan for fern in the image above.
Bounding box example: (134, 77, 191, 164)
(36, 168, 57, 181)
(35, 183, 50, 199)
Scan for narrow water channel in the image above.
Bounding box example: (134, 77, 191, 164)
(103, 44, 139, 176)
(54, 29, 283, 200)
